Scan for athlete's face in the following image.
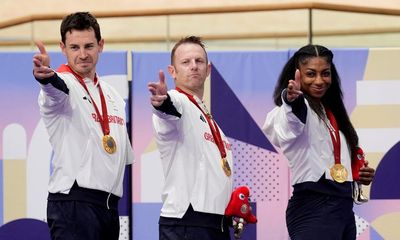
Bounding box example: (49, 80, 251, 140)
(60, 28, 104, 79)
(168, 43, 211, 96)
(299, 56, 332, 101)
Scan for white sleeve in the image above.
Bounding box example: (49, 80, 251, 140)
(262, 102, 306, 148)
(152, 90, 183, 139)
(37, 73, 71, 118)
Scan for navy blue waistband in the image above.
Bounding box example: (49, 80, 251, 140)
(159, 204, 230, 231)
(48, 181, 120, 210)
(293, 174, 352, 198)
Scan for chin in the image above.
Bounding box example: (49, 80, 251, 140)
(312, 91, 326, 98)
(77, 65, 91, 72)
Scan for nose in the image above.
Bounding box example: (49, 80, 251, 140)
(315, 74, 324, 84)
(79, 49, 88, 59)
(190, 59, 198, 70)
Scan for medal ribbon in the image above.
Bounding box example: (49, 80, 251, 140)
(325, 108, 341, 164)
(176, 87, 227, 159)
(57, 64, 110, 135)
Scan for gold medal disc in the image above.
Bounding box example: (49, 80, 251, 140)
(102, 135, 116, 154)
(221, 158, 231, 177)
(330, 163, 348, 183)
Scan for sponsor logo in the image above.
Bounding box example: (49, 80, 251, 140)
(91, 113, 125, 125)
(203, 132, 232, 150)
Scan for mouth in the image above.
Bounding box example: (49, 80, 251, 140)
(77, 62, 92, 68)
(313, 88, 327, 96)
(189, 74, 201, 78)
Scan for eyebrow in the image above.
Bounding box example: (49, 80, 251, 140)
(305, 67, 330, 71)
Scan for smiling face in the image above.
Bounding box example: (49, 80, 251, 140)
(60, 28, 104, 80)
(168, 43, 211, 98)
(299, 56, 332, 101)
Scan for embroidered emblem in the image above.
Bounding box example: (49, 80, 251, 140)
(200, 114, 206, 123)
(83, 96, 92, 103)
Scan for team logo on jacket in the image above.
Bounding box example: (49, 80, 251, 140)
(83, 96, 92, 103)
(200, 114, 207, 123)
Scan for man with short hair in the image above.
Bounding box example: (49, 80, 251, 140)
(148, 36, 233, 240)
(33, 12, 133, 240)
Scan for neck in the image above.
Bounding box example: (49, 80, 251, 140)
(305, 95, 324, 118)
(178, 86, 203, 99)
(68, 65, 96, 81)
(82, 72, 96, 81)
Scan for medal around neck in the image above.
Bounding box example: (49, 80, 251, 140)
(330, 163, 348, 183)
(221, 158, 232, 177)
(102, 135, 116, 154)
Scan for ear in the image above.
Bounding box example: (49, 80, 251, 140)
(98, 38, 104, 53)
(60, 41, 66, 56)
(167, 65, 176, 79)
(206, 63, 211, 78)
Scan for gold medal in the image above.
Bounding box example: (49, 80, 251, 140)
(102, 135, 116, 154)
(221, 158, 231, 177)
(330, 163, 348, 183)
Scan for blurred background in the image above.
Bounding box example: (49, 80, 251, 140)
(1, 0, 400, 52)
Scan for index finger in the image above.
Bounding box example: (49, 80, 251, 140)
(158, 70, 165, 84)
(294, 69, 301, 85)
(35, 41, 47, 55)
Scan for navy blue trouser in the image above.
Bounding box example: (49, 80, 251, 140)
(47, 200, 120, 240)
(159, 204, 231, 240)
(159, 225, 231, 240)
(286, 191, 356, 240)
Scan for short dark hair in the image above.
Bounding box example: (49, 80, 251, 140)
(60, 12, 101, 44)
(170, 36, 207, 64)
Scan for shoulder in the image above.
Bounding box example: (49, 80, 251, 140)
(168, 89, 193, 108)
(56, 72, 75, 83)
(168, 89, 187, 101)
